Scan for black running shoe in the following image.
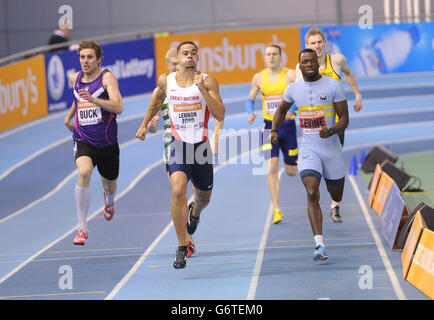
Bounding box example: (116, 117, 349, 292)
(331, 205, 343, 223)
(186, 202, 200, 235)
(173, 247, 187, 269)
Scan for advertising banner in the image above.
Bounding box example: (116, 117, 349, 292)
(380, 182, 409, 250)
(401, 211, 427, 280)
(372, 172, 395, 216)
(301, 22, 434, 76)
(0, 54, 48, 132)
(155, 27, 301, 85)
(44, 37, 156, 113)
(407, 228, 434, 299)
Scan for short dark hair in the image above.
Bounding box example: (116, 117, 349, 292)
(298, 48, 317, 61)
(176, 41, 198, 53)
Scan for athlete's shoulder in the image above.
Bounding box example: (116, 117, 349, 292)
(157, 73, 169, 89)
(330, 52, 346, 65)
(251, 70, 264, 86)
(69, 71, 80, 85)
(102, 69, 117, 83)
(284, 68, 296, 83)
(158, 72, 170, 82)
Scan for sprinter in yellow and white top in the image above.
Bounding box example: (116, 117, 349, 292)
(135, 41, 225, 270)
(271, 48, 349, 262)
(245, 44, 298, 225)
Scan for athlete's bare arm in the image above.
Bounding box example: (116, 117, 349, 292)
(284, 69, 296, 120)
(332, 54, 362, 112)
(75, 72, 123, 115)
(247, 71, 262, 124)
(68, 72, 79, 87)
(319, 99, 349, 139)
(210, 119, 224, 155)
(64, 102, 75, 132)
(195, 73, 225, 121)
(135, 74, 167, 140)
(270, 99, 293, 144)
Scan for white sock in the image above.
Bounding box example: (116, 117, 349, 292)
(314, 235, 325, 248)
(331, 203, 339, 209)
(75, 186, 91, 231)
(105, 192, 115, 206)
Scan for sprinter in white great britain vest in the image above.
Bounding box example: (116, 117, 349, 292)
(135, 41, 225, 269)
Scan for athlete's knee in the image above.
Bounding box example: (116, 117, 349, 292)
(195, 191, 211, 207)
(77, 166, 92, 183)
(267, 159, 279, 176)
(305, 185, 320, 203)
(268, 167, 279, 178)
(172, 185, 187, 201)
(302, 176, 320, 203)
(284, 164, 297, 177)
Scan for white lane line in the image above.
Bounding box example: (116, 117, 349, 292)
(247, 168, 284, 300)
(0, 114, 151, 182)
(0, 137, 72, 182)
(0, 157, 164, 286)
(105, 146, 260, 300)
(348, 175, 406, 300)
(0, 135, 159, 225)
(0, 170, 77, 225)
(0, 93, 151, 141)
(0, 112, 67, 140)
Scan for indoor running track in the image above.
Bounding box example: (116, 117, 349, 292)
(0, 72, 433, 300)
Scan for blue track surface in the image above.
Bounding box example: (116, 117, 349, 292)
(0, 72, 433, 301)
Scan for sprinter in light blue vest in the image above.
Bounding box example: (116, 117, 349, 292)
(271, 48, 349, 261)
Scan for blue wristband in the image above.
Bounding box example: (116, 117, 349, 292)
(245, 99, 255, 115)
(289, 104, 298, 114)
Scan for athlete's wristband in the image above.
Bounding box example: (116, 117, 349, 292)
(327, 128, 335, 136)
(355, 94, 362, 100)
(289, 104, 298, 114)
(245, 99, 255, 115)
(271, 129, 278, 133)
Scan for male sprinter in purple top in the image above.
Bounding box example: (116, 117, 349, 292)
(64, 40, 123, 245)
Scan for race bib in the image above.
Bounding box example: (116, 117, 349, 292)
(173, 102, 203, 126)
(264, 94, 282, 116)
(299, 109, 326, 134)
(77, 101, 102, 126)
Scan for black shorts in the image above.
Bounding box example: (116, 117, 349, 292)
(74, 141, 120, 181)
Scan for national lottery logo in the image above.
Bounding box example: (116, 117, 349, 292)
(47, 55, 65, 101)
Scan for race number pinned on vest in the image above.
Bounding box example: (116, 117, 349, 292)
(264, 94, 282, 116)
(77, 101, 102, 126)
(299, 109, 326, 134)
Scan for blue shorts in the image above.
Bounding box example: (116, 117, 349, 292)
(167, 138, 214, 191)
(260, 120, 298, 166)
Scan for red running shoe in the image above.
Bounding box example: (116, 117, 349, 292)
(73, 229, 88, 245)
(187, 241, 196, 258)
(104, 192, 115, 221)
